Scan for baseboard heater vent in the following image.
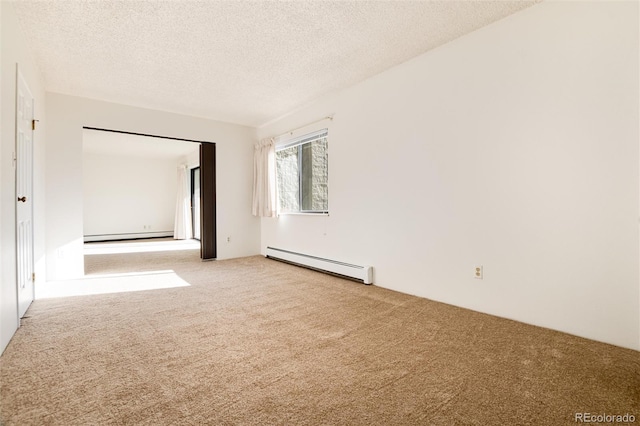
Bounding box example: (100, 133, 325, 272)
(265, 247, 373, 285)
(84, 231, 173, 243)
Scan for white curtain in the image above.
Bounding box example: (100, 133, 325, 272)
(174, 165, 193, 240)
(252, 137, 277, 217)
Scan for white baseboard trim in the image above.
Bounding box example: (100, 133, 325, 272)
(84, 231, 174, 242)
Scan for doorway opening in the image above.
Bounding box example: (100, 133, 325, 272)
(81, 127, 216, 261)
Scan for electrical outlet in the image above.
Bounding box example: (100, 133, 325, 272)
(474, 265, 483, 280)
(226, 236, 231, 243)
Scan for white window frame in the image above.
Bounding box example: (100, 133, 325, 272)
(276, 128, 329, 215)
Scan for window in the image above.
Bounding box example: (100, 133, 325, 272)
(276, 129, 328, 214)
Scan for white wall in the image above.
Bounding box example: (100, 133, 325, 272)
(1, 2, 47, 354)
(258, 1, 640, 350)
(46, 94, 260, 280)
(83, 152, 178, 239)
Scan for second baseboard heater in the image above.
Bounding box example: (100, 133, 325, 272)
(84, 231, 173, 242)
(265, 247, 373, 285)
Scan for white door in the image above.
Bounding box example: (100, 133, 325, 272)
(16, 67, 35, 318)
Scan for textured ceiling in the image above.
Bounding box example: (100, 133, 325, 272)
(12, 0, 539, 127)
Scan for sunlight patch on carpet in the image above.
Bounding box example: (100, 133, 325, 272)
(37, 270, 191, 299)
(84, 239, 200, 255)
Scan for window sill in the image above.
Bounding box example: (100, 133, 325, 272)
(278, 212, 329, 217)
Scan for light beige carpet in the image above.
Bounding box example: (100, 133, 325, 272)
(1, 251, 638, 425)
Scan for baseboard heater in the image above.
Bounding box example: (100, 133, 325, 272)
(84, 231, 173, 243)
(265, 247, 373, 285)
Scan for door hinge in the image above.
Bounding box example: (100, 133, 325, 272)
(32, 119, 39, 130)
(32, 272, 36, 282)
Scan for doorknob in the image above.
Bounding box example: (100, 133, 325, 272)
(17, 196, 26, 202)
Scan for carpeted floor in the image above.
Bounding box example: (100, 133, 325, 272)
(1, 251, 638, 425)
